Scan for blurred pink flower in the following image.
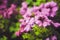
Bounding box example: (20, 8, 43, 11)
(22, 2, 28, 8)
(46, 35, 57, 40)
(51, 22, 60, 28)
(15, 31, 20, 36)
(0, 0, 7, 9)
(46, 37, 50, 40)
(20, 2, 28, 15)
(0, 4, 16, 18)
(51, 35, 57, 40)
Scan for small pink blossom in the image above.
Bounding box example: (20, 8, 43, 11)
(22, 2, 28, 8)
(15, 31, 20, 36)
(46, 37, 50, 40)
(51, 35, 57, 40)
(45, 1, 58, 17)
(51, 22, 60, 28)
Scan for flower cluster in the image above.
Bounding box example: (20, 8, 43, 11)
(0, 0, 7, 9)
(0, 0, 16, 18)
(46, 35, 57, 40)
(3, 4, 16, 18)
(15, 1, 60, 36)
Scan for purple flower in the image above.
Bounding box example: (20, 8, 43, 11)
(20, 7, 27, 15)
(46, 35, 57, 40)
(20, 2, 28, 15)
(15, 17, 35, 36)
(15, 31, 20, 36)
(51, 21, 60, 28)
(16, 1, 60, 36)
(35, 15, 51, 27)
(6, 4, 16, 18)
(0, 0, 7, 15)
(32, 6, 39, 12)
(0, 0, 7, 9)
(41, 8, 50, 16)
(45, 1, 58, 17)
(22, 2, 28, 8)
(20, 1, 59, 28)
(1, 4, 16, 18)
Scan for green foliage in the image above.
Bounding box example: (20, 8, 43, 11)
(34, 0, 46, 6)
(22, 25, 52, 40)
(26, 0, 33, 4)
(22, 33, 34, 40)
(0, 36, 7, 40)
(26, 0, 46, 6)
(33, 25, 52, 37)
(0, 23, 4, 29)
(36, 38, 42, 40)
(9, 22, 20, 32)
(9, 22, 20, 38)
(34, 0, 41, 6)
(11, 33, 16, 38)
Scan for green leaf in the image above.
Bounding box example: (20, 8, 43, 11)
(11, 33, 16, 38)
(9, 22, 20, 32)
(35, 31, 40, 36)
(26, 0, 33, 4)
(9, 26, 14, 32)
(22, 33, 30, 39)
(22, 33, 34, 40)
(15, 22, 20, 31)
(0, 23, 4, 29)
(0, 36, 7, 40)
(36, 0, 41, 4)
(36, 38, 42, 40)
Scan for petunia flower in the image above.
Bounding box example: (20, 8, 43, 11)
(44, 1, 58, 17)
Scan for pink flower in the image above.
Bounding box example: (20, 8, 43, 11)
(51, 35, 57, 40)
(2, 4, 16, 18)
(24, 25, 31, 32)
(32, 6, 39, 12)
(16, 1, 60, 36)
(20, 7, 27, 15)
(20, 2, 28, 15)
(0, 0, 7, 9)
(46, 37, 50, 40)
(16, 17, 35, 36)
(15, 31, 20, 36)
(51, 21, 60, 28)
(22, 2, 28, 8)
(41, 8, 50, 16)
(20, 1, 59, 28)
(45, 1, 57, 8)
(39, 3, 44, 9)
(35, 15, 51, 27)
(45, 1, 58, 17)
(46, 35, 57, 40)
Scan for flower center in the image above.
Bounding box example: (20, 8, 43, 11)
(30, 12, 35, 17)
(38, 17, 45, 22)
(46, 5, 52, 9)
